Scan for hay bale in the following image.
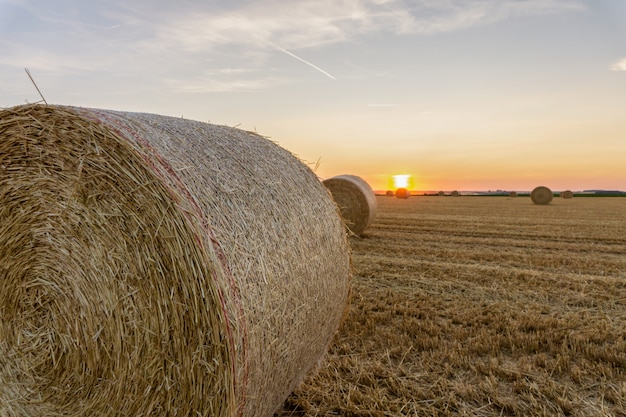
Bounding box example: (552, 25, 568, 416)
(0, 104, 352, 417)
(509, 191, 518, 197)
(386, 190, 394, 197)
(531, 186, 554, 205)
(561, 190, 574, 199)
(395, 187, 410, 199)
(451, 190, 460, 197)
(438, 191, 445, 196)
(323, 175, 377, 236)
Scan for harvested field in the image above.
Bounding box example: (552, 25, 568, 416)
(276, 196, 626, 416)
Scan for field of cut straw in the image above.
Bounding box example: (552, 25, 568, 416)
(276, 196, 626, 416)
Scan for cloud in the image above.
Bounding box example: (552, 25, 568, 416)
(163, 71, 285, 93)
(121, 0, 583, 82)
(2, 0, 586, 58)
(0, 0, 586, 95)
(147, 0, 585, 52)
(610, 58, 626, 71)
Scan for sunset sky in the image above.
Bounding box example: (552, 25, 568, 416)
(1, 0, 625, 191)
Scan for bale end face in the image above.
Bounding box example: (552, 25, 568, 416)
(0, 104, 352, 417)
(531, 186, 554, 205)
(395, 188, 410, 199)
(323, 174, 377, 235)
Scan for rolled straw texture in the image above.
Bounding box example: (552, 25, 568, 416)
(0, 105, 351, 417)
(322, 175, 377, 236)
(531, 186, 554, 205)
(561, 190, 574, 199)
(395, 188, 410, 199)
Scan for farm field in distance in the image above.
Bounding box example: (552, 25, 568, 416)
(275, 195, 626, 416)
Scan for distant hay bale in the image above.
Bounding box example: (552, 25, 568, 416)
(395, 187, 411, 199)
(509, 191, 518, 197)
(561, 190, 574, 199)
(386, 190, 394, 197)
(323, 174, 377, 236)
(438, 191, 445, 196)
(531, 186, 554, 205)
(451, 190, 460, 197)
(0, 104, 352, 417)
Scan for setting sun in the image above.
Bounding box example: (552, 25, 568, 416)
(392, 174, 411, 190)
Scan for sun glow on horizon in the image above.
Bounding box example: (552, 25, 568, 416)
(392, 174, 411, 189)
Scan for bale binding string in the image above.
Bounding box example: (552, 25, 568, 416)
(0, 104, 352, 417)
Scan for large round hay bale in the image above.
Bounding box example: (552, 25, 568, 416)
(531, 186, 554, 205)
(0, 104, 352, 417)
(386, 190, 394, 197)
(451, 190, 460, 197)
(561, 190, 574, 199)
(438, 191, 445, 196)
(395, 187, 410, 199)
(509, 191, 518, 197)
(322, 174, 377, 236)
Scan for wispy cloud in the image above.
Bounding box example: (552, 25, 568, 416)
(2, 0, 587, 52)
(0, 0, 586, 97)
(164, 71, 285, 93)
(148, 0, 586, 51)
(128, 0, 584, 85)
(610, 58, 626, 71)
(2, 0, 586, 60)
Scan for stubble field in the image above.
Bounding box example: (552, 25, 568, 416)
(275, 195, 626, 416)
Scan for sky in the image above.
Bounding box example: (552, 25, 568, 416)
(1, 0, 625, 192)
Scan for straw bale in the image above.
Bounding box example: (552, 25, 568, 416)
(386, 190, 394, 197)
(395, 188, 410, 199)
(323, 175, 377, 236)
(0, 104, 352, 417)
(561, 190, 574, 199)
(451, 190, 460, 197)
(509, 191, 518, 197)
(530, 186, 554, 205)
(438, 191, 445, 196)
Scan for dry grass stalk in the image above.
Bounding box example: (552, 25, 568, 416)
(323, 175, 377, 236)
(531, 186, 554, 205)
(395, 188, 410, 199)
(561, 190, 574, 199)
(0, 104, 352, 417)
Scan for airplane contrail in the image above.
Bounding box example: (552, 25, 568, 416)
(274, 45, 336, 80)
(256, 35, 336, 80)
